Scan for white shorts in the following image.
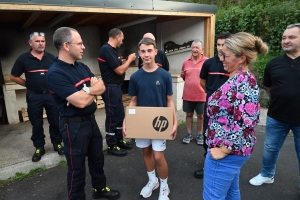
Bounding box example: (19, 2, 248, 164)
(135, 139, 166, 151)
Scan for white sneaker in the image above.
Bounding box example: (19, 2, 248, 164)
(249, 174, 274, 186)
(140, 177, 160, 198)
(158, 186, 170, 200)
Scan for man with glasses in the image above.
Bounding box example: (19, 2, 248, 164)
(47, 27, 120, 200)
(10, 32, 63, 162)
(98, 28, 136, 156)
(249, 23, 300, 191)
(193, 32, 231, 179)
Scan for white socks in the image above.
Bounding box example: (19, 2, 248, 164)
(147, 169, 156, 181)
(147, 170, 168, 188)
(160, 177, 168, 189)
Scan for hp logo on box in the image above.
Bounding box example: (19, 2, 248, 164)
(152, 116, 169, 132)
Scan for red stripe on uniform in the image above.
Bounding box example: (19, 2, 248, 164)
(74, 77, 91, 88)
(27, 69, 48, 73)
(208, 72, 230, 77)
(66, 124, 75, 200)
(98, 57, 106, 62)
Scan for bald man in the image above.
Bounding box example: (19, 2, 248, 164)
(138, 33, 169, 71)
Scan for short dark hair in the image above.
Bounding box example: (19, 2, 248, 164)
(216, 32, 231, 40)
(53, 27, 78, 51)
(108, 28, 122, 38)
(138, 38, 156, 49)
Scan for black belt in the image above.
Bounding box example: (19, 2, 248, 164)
(28, 90, 49, 94)
(60, 115, 94, 122)
(105, 84, 122, 87)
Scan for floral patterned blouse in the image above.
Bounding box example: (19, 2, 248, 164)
(206, 70, 259, 156)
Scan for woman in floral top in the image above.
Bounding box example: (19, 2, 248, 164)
(203, 32, 269, 200)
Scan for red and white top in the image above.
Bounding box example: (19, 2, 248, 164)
(181, 55, 208, 102)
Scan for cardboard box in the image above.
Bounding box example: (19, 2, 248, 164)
(125, 106, 173, 140)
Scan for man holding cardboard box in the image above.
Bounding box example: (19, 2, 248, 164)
(122, 38, 177, 200)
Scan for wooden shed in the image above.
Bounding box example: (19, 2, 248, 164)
(0, 0, 217, 124)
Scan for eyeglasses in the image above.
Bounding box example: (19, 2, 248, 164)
(68, 42, 84, 47)
(287, 23, 300, 29)
(221, 53, 235, 60)
(29, 32, 45, 39)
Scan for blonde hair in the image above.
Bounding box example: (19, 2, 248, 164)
(225, 32, 268, 66)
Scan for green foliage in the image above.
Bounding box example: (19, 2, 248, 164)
(0, 167, 48, 185)
(216, 1, 300, 55)
(252, 54, 275, 87)
(13, 167, 46, 181)
(58, 160, 67, 166)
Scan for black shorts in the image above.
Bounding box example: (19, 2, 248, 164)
(182, 100, 205, 114)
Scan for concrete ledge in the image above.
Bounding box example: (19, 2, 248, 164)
(0, 153, 66, 180)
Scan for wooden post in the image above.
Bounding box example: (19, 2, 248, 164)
(204, 14, 216, 58)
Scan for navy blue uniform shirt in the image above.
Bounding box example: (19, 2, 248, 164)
(200, 55, 230, 92)
(46, 58, 96, 117)
(11, 51, 55, 92)
(98, 43, 124, 84)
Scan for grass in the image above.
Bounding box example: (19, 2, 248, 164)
(58, 160, 67, 166)
(13, 167, 46, 181)
(0, 167, 46, 186)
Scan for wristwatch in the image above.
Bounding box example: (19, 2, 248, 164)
(82, 84, 90, 94)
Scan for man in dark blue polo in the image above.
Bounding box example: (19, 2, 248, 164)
(47, 27, 120, 200)
(98, 28, 136, 156)
(10, 32, 63, 162)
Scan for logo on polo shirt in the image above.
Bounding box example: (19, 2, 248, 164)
(152, 116, 169, 132)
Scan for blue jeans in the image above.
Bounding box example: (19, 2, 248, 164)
(261, 116, 300, 177)
(203, 151, 250, 200)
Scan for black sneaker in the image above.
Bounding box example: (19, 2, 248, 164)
(92, 187, 120, 199)
(53, 143, 64, 155)
(32, 147, 45, 162)
(194, 168, 204, 179)
(117, 139, 132, 150)
(107, 146, 127, 157)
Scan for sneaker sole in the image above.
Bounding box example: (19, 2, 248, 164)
(158, 188, 170, 200)
(183, 138, 193, 144)
(197, 142, 204, 146)
(140, 182, 160, 198)
(92, 193, 120, 200)
(249, 179, 274, 186)
(107, 152, 127, 157)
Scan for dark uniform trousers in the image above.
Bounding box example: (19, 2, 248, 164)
(101, 85, 124, 146)
(26, 91, 61, 147)
(60, 115, 106, 200)
(203, 89, 214, 157)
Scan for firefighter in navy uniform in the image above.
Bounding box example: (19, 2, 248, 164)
(98, 28, 136, 156)
(10, 32, 63, 162)
(47, 27, 120, 200)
